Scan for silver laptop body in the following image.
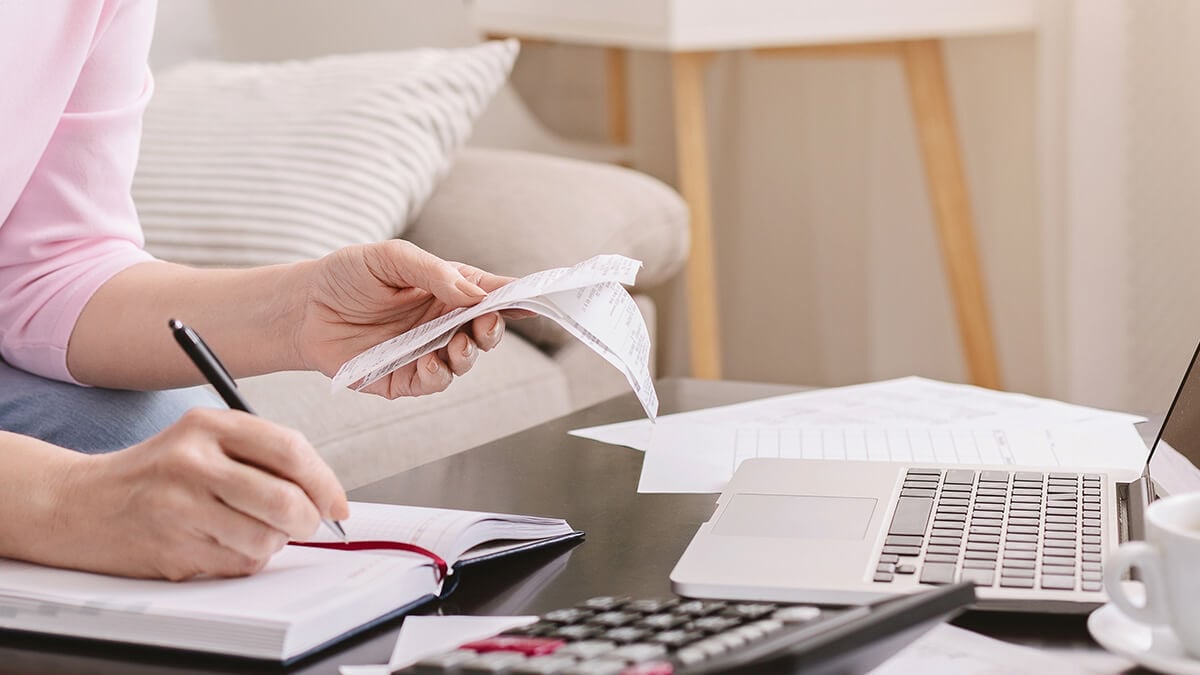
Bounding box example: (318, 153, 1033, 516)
(672, 342, 1200, 613)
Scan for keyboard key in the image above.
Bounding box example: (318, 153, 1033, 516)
(972, 503, 1006, 512)
(927, 545, 960, 555)
(771, 606, 821, 623)
(1045, 515, 1077, 524)
(930, 536, 963, 547)
(590, 612, 638, 627)
(609, 643, 669, 662)
(689, 616, 741, 634)
(924, 553, 959, 564)
(1082, 571, 1102, 582)
(931, 528, 964, 538)
(976, 488, 1008, 497)
(980, 470, 1011, 482)
(1000, 559, 1035, 570)
(637, 614, 688, 630)
(966, 542, 999, 553)
(603, 627, 652, 644)
(1007, 525, 1038, 534)
(1011, 495, 1043, 504)
(1010, 502, 1042, 511)
(1015, 472, 1045, 482)
(1083, 535, 1101, 545)
(1082, 562, 1102, 572)
(721, 604, 777, 620)
(1000, 576, 1035, 588)
(975, 495, 1005, 504)
(1003, 541, 1036, 551)
(650, 631, 702, 648)
(1009, 518, 1040, 527)
(1000, 567, 1034, 578)
(907, 468, 942, 476)
(934, 514, 967, 523)
(882, 545, 921, 556)
(901, 488, 936, 499)
(1082, 581, 1103, 592)
(941, 483, 972, 493)
(1043, 539, 1075, 549)
(1083, 553, 1102, 563)
(1005, 533, 1037, 543)
(971, 512, 1003, 521)
(1043, 556, 1076, 568)
(937, 506, 969, 515)
(961, 569, 995, 586)
(945, 470, 977, 485)
(919, 563, 958, 584)
(1083, 527, 1102, 536)
(963, 559, 995, 569)
(970, 525, 1002, 535)
(1045, 531, 1076, 540)
(889, 497, 934, 536)
(1082, 544, 1101, 554)
(888, 530, 921, 547)
(545, 609, 592, 624)
(1003, 550, 1037, 561)
(1041, 575, 1076, 590)
(963, 550, 998, 561)
(896, 564, 916, 574)
(1011, 487, 1043, 496)
(967, 533, 1000, 544)
(1045, 522, 1077, 532)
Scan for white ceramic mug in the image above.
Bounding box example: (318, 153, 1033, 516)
(1105, 492, 1200, 657)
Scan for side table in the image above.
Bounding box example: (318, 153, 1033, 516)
(473, 0, 1035, 387)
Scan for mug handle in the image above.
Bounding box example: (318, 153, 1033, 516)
(1104, 541, 1170, 625)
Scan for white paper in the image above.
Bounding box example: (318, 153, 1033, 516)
(638, 421, 1150, 493)
(571, 376, 1144, 451)
(332, 254, 658, 419)
(871, 624, 1090, 674)
(390, 615, 538, 669)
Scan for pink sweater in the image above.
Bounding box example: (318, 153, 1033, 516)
(0, 0, 157, 383)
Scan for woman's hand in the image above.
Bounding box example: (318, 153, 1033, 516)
(42, 409, 348, 580)
(294, 240, 516, 398)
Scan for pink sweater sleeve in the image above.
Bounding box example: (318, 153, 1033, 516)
(0, 0, 158, 383)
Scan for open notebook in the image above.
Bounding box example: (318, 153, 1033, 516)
(0, 501, 581, 663)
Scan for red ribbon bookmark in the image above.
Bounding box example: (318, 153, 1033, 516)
(288, 540, 450, 582)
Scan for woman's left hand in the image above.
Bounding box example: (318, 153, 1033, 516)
(294, 240, 514, 398)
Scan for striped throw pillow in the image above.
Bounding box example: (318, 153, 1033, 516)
(134, 40, 518, 267)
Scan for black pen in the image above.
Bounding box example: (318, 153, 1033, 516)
(169, 319, 349, 543)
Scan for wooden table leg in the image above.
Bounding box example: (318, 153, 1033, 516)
(901, 39, 1003, 389)
(670, 51, 722, 379)
(604, 48, 630, 148)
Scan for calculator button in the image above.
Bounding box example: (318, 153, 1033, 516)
(581, 597, 631, 611)
(546, 609, 593, 623)
(603, 627, 651, 644)
(608, 643, 668, 662)
(461, 637, 566, 656)
(511, 655, 579, 674)
(412, 649, 477, 670)
(623, 599, 677, 614)
(650, 630, 703, 648)
(589, 612, 638, 627)
(720, 603, 777, 620)
(619, 662, 675, 675)
(562, 658, 627, 675)
(459, 651, 527, 672)
(636, 614, 688, 630)
(558, 641, 618, 659)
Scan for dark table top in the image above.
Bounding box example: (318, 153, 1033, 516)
(0, 378, 1145, 673)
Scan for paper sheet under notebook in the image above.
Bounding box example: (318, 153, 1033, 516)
(332, 254, 658, 419)
(570, 376, 1144, 451)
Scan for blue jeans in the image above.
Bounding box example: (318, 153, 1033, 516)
(0, 360, 222, 454)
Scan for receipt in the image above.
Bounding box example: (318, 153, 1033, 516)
(332, 255, 659, 420)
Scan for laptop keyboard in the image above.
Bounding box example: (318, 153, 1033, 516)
(872, 469, 1105, 592)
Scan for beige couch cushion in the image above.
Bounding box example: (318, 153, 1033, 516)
(240, 334, 571, 489)
(406, 147, 689, 350)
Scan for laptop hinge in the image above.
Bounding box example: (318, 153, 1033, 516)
(1124, 476, 1151, 543)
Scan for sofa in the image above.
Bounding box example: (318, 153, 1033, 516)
(145, 3, 690, 489)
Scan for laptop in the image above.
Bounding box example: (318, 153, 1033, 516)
(671, 341, 1200, 613)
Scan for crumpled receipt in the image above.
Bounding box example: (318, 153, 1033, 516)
(331, 254, 659, 420)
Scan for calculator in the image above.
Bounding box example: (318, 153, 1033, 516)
(396, 583, 974, 674)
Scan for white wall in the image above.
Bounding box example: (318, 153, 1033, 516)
(513, 37, 1043, 393)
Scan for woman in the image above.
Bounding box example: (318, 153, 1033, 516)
(1, 1, 513, 580)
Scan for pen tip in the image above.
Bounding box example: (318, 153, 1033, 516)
(168, 318, 182, 330)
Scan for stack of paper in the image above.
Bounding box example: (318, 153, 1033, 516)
(569, 377, 1149, 493)
(333, 254, 658, 420)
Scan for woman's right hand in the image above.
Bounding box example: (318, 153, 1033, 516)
(43, 408, 348, 580)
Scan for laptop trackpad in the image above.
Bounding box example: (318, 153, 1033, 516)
(713, 494, 877, 540)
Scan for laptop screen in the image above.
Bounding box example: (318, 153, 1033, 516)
(1148, 340, 1200, 468)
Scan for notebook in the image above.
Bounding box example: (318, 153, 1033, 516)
(0, 501, 582, 663)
